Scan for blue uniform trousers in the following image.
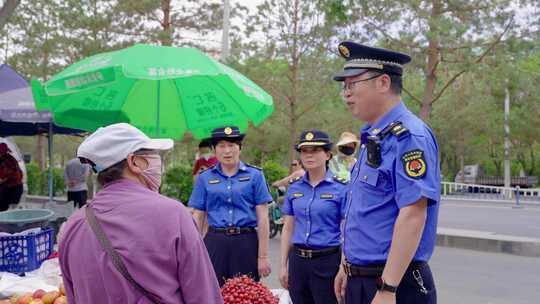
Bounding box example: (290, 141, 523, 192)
(204, 230, 259, 286)
(345, 262, 436, 304)
(288, 246, 341, 304)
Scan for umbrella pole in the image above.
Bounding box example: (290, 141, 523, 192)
(157, 80, 161, 137)
(48, 123, 54, 202)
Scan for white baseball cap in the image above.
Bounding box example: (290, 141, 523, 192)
(77, 123, 174, 172)
(336, 131, 359, 147)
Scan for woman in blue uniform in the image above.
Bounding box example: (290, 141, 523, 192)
(189, 126, 273, 286)
(279, 130, 348, 304)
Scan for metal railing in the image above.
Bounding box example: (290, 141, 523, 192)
(441, 182, 540, 203)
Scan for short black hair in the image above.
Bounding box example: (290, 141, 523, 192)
(199, 139, 212, 148)
(97, 160, 127, 186)
(212, 138, 243, 150)
(366, 70, 402, 95)
(95, 149, 153, 186)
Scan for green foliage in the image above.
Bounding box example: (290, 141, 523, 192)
(2, 0, 539, 185)
(161, 165, 194, 205)
(25, 163, 65, 196)
(262, 161, 288, 186)
(26, 163, 45, 195)
(52, 168, 65, 195)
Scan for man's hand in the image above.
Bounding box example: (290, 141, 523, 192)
(258, 256, 272, 277)
(371, 290, 396, 304)
(334, 265, 348, 303)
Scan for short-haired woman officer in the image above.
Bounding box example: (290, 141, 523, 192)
(279, 130, 348, 304)
(189, 126, 273, 286)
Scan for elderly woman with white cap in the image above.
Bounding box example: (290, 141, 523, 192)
(329, 131, 359, 181)
(59, 123, 223, 304)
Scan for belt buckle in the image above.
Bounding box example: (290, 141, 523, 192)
(226, 227, 240, 235)
(299, 249, 313, 258)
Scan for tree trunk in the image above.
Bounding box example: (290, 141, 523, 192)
(160, 0, 172, 46)
(0, 0, 20, 31)
(419, 0, 441, 121)
(287, 0, 300, 168)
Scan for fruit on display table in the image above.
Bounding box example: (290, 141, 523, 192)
(4, 284, 66, 304)
(221, 275, 279, 304)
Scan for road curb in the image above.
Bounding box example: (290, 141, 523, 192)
(437, 227, 540, 257)
(441, 196, 539, 207)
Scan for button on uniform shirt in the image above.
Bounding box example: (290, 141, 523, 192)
(59, 179, 223, 304)
(63, 158, 90, 192)
(282, 170, 348, 249)
(344, 102, 440, 265)
(189, 161, 273, 228)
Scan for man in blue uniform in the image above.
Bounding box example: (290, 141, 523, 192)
(189, 126, 273, 286)
(279, 130, 348, 304)
(332, 41, 440, 304)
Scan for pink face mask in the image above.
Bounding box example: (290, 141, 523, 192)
(138, 154, 162, 192)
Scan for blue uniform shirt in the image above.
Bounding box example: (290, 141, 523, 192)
(344, 101, 440, 265)
(282, 170, 348, 249)
(189, 161, 273, 228)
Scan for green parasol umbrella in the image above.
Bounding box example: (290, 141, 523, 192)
(31, 44, 273, 139)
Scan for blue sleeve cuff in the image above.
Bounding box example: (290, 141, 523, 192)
(396, 184, 439, 208)
(188, 200, 206, 211)
(256, 196, 273, 205)
(281, 205, 293, 216)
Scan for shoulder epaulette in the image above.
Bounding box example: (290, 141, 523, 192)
(390, 123, 409, 139)
(380, 121, 409, 140)
(333, 175, 348, 184)
(289, 176, 302, 184)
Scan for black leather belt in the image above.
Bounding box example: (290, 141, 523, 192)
(208, 226, 256, 235)
(293, 245, 340, 259)
(343, 261, 427, 277)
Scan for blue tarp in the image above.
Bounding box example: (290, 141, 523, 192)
(0, 64, 82, 136)
(0, 64, 83, 201)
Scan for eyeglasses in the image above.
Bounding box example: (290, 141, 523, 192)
(341, 73, 382, 92)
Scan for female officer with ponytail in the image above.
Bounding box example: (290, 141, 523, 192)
(279, 130, 348, 304)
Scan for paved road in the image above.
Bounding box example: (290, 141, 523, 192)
(439, 199, 540, 238)
(262, 236, 540, 304)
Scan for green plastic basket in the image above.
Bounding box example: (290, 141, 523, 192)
(0, 209, 54, 233)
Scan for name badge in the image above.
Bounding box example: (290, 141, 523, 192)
(291, 193, 304, 198)
(320, 194, 334, 199)
(238, 176, 251, 182)
(208, 179, 221, 184)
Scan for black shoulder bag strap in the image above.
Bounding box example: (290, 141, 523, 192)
(84, 203, 161, 304)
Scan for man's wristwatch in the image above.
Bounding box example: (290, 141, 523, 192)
(375, 277, 398, 294)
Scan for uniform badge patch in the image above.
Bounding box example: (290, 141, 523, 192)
(338, 45, 350, 58)
(238, 176, 251, 182)
(291, 193, 304, 198)
(401, 149, 427, 179)
(224, 127, 233, 135)
(305, 132, 314, 140)
(320, 194, 334, 199)
(208, 179, 221, 184)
